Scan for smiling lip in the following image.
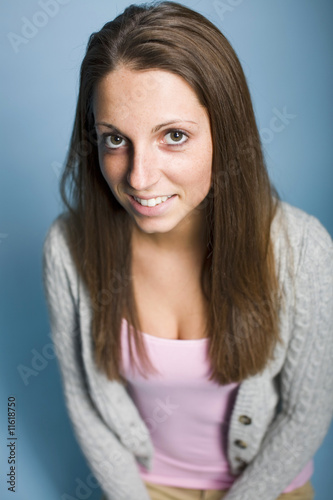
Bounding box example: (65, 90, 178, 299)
(127, 193, 177, 216)
(128, 194, 174, 200)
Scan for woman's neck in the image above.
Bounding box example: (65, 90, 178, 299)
(131, 209, 209, 259)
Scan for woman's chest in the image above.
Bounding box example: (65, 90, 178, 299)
(131, 254, 209, 340)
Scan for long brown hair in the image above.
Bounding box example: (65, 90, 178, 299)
(60, 1, 284, 385)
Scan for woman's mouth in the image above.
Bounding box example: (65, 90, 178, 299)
(133, 195, 173, 207)
(127, 193, 177, 216)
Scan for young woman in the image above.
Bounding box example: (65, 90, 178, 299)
(42, 2, 333, 500)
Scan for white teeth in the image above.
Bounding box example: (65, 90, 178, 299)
(134, 195, 173, 207)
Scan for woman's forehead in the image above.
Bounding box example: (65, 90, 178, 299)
(93, 66, 209, 129)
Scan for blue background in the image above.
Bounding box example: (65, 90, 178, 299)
(1, 1, 332, 499)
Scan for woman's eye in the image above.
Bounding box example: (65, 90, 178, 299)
(104, 134, 126, 149)
(164, 130, 188, 145)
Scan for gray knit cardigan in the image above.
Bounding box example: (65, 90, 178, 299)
(42, 201, 333, 500)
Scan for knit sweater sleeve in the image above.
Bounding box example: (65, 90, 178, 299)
(42, 217, 151, 500)
(223, 214, 333, 500)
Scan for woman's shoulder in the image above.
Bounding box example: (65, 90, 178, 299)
(42, 212, 75, 269)
(42, 212, 84, 309)
(271, 200, 333, 274)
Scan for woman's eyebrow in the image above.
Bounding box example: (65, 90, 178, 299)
(151, 120, 198, 133)
(94, 122, 122, 133)
(94, 119, 198, 135)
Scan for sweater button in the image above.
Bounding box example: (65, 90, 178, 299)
(235, 457, 247, 470)
(235, 439, 248, 449)
(239, 415, 252, 425)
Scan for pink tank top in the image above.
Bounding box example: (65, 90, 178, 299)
(120, 319, 313, 491)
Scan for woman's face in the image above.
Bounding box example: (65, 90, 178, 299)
(93, 66, 213, 237)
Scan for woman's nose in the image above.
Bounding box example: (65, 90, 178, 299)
(126, 145, 160, 191)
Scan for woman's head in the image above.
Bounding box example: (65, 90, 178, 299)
(93, 66, 213, 237)
(66, 1, 266, 234)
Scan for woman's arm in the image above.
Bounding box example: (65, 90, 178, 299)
(224, 214, 333, 500)
(42, 218, 151, 500)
